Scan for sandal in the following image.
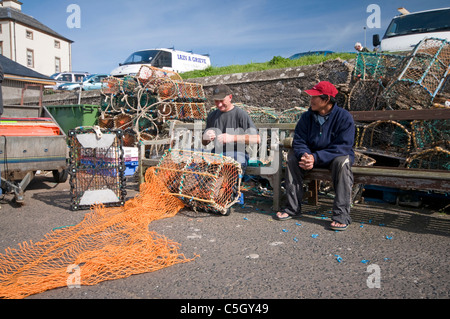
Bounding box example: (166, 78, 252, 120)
(274, 212, 300, 221)
(330, 221, 348, 231)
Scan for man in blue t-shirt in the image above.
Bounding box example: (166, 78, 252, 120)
(275, 81, 355, 231)
(202, 84, 260, 173)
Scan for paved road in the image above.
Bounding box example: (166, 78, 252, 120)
(1, 173, 449, 308)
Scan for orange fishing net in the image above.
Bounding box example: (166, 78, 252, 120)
(0, 167, 195, 299)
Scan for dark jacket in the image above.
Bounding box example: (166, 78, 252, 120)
(292, 104, 355, 167)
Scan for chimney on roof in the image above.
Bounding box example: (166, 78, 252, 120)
(1, 0, 23, 11)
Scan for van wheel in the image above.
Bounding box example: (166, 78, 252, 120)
(53, 169, 69, 183)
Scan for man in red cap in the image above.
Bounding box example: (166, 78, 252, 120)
(275, 81, 355, 231)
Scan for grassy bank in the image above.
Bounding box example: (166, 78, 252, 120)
(180, 52, 356, 79)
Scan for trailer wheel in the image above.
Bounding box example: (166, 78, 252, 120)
(53, 169, 69, 183)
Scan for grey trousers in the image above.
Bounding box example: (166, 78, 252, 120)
(283, 150, 353, 225)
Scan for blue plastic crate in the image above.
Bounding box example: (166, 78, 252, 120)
(124, 161, 138, 176)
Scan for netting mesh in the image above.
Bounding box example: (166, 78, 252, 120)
(348, 79, 384, 111)
(381, 38, 450, 109)
(411, 119, 450, 150)
(68, 128, 127, 211)
(156, 102, 207, 122)
(406, 146, 450, 170)
(353, 52, 405, 81)
(233, 103, 278, 123)
(357, 120, 412, 157)
(0, 167, 196, 299)
(155, 149, 242, 215)
(277, 107, 309, 123)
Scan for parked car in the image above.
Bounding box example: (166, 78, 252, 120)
(373, 7, 450, 52)
(110, 48, 211, 76)
(45, 71, 90, 90)
(58, 74, 110, 91)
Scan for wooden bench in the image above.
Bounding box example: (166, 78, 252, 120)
(139, 108, 450, 211)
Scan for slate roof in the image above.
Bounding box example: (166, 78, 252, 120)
(0, 6, 73, 43)
(0, 53, 53, 80)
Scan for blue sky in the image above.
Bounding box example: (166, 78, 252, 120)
(22, 0, 450, 74)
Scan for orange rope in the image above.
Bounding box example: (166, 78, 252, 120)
(0, 167, 195, 299)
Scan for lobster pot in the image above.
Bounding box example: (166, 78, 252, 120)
(68, 128, 126, 210)
(101, 76, 121, 95)
(156, 102, 207, 122)
(348, 79, 384, 111)
(381, 38, 450, 109)
(153, 79, 206, 102)
(234, 103, 278, 124)
(155, 149, 242, 215)
(357, 120, 412, 158)
(137, 65, 182, 86)
(114, 113, 133, 130)
(353, 52, 404, 81)
(277, 107, 307, 123)
(406, 146, 450, 170)
(176, 102, 207, 121)
(121, 76, 138, 95)
(174, 81, 206, 101)
(411, 119, 450, 151)
(98, 115, 115, 129)
(154, 78, 178, 100)
(136, 65, 154, 86)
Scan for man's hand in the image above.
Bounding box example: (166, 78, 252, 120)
(216, 133, 235, 144)
(299, 153, 314, 170)
(203, 129, 216, 142)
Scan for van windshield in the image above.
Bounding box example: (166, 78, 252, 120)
(123, 50, 160, 65)
(384, 8, 450, 38)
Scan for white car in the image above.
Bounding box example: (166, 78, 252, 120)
(45, 71, 90, 90)
(58, 74, 109, 91)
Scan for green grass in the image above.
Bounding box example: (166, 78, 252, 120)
(180, 53, 356, 79)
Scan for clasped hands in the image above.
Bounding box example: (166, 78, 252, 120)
(299, 153, 314, 170)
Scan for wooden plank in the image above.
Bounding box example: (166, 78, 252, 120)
(350, 108, 450, 122)
(304, 167, 450, 192)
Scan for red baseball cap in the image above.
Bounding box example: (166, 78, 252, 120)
(305, 81, 338, 97)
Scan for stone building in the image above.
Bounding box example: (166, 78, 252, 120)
(0, 0, 73, 77)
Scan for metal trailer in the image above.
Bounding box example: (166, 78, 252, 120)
(0, 105, 68, 204)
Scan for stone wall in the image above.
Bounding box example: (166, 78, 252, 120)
(187, 58, 353, 112)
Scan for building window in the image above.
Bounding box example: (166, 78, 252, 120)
(0, 24, 2, 34)
(54, 40, 60, 49)
(26, 30, 33, 40)
(0, 42, 3, 55)
(27, 49, 34, 68)
(55, 57, 61, 73)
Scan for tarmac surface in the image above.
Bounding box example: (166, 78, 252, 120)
(0, 172, 449, 305)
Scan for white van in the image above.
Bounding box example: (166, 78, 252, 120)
(110, 48, 211, 77)
(373, 7, 450, 52)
